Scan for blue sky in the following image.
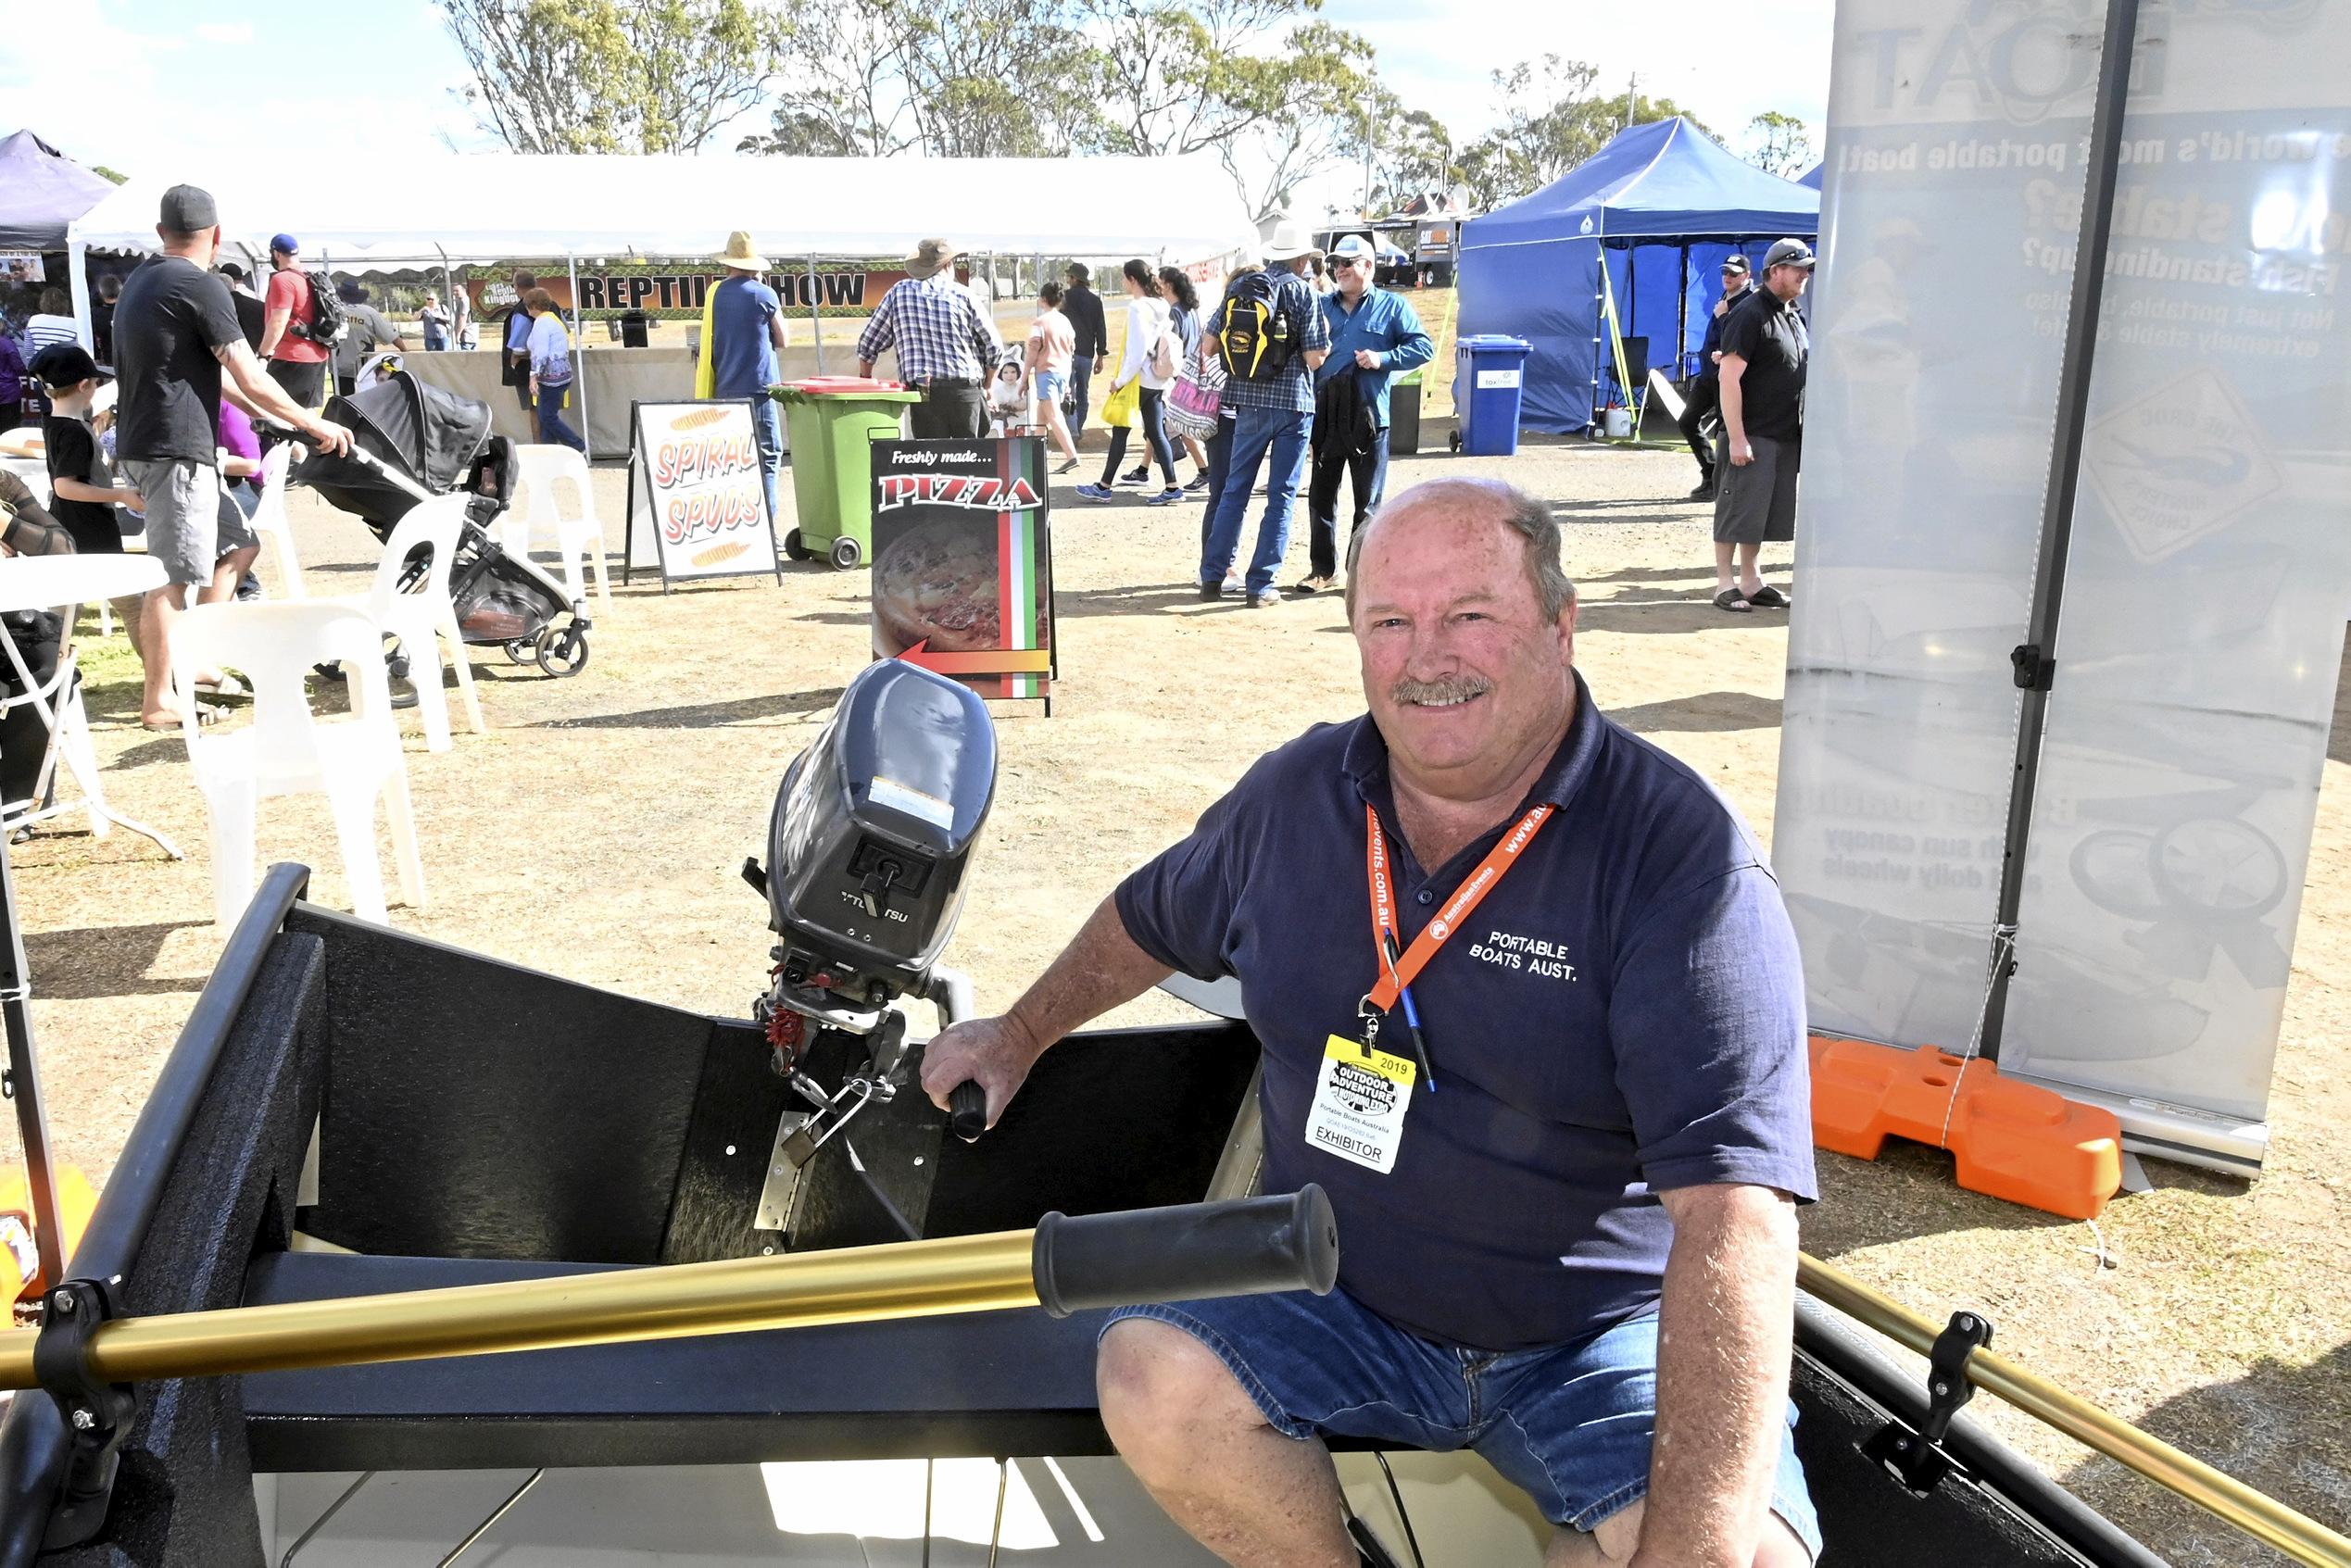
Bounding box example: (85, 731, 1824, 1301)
(0, 0, 1832, 203)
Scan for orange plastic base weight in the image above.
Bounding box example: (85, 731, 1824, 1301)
(1808, 1035, 2123, 1221)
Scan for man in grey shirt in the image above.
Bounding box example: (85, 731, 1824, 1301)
(332, 282, 411, 396)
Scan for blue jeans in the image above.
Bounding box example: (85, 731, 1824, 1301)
(1069, 358, 1095, 432)
(1200, 405, 1311, 594)
(751, 397, 783, 522)
(1106, 1288, 1819, 1552)
(1199, 415, 1235, 555)
(535, 382, 585, 453)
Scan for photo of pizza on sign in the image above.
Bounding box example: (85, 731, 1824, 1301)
(870, 438, 1056, 706)
(623, 399, 780, 585)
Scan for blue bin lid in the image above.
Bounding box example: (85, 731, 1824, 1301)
(1456, 334, 1532, 352)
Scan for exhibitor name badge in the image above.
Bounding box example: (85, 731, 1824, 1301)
(1305, 1034, 1415, 1174)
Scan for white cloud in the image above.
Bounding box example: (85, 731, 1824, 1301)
(195, 21, 256, 44)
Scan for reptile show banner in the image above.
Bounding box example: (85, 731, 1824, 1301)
(869, 437, 1057, 709)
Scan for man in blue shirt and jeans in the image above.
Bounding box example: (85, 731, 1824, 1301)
(924, 476, 1819, 1567)
(709, 232, 790, 522)
(1299, 233, 1434, 595)
(1201, 220, 1332, 608)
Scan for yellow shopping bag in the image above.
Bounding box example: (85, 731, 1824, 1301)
(1100, 377, 1140, 430)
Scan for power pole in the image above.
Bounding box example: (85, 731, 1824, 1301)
(1627, 72, 1638, 129)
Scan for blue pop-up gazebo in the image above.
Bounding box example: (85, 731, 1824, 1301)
(1456, 118, 1818, 433)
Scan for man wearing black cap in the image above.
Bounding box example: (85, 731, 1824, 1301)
(257, 233, 332, 410)
(113, 184, 351, 729)
(1678, 255, 1755, 502)
(1711, 238, 1812, 614)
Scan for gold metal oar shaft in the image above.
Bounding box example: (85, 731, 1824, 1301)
(1799, 1253, 2351, 1568)
(0, 1229, 1039, 1388)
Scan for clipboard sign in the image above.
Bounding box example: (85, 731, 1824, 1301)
(622, 399, 781, 590)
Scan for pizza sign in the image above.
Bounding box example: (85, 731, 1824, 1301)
(623, 399, 780, 587)
(870, 438, 1057, 706)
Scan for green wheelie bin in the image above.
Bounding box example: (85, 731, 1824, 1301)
(773, 377, 921, 569)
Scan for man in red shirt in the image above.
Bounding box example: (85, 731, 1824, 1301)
(256, 232, 330, 410)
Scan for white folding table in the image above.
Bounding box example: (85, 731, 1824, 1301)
(0, 553, 182, 859)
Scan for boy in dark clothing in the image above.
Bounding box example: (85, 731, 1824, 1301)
(31, 344, 139, 556)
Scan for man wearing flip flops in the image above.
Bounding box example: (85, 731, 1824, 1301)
(1711, 238, 1812, 615)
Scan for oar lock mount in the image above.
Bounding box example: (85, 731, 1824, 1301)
(33, 1276, 137, 1549)
(1862, 1309, 1997, 1498)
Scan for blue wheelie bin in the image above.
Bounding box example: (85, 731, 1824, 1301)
(1452, 334, 1533, 457)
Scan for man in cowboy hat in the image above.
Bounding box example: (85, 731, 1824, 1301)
(709, 231, 790, 520)
(1201, 217, 1332, 607)
(857, 237, 1007, 439)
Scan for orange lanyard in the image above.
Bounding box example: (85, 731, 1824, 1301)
(1363, 802, 1553, 1013)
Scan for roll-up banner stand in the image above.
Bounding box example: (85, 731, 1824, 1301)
(869, 436, 1058, 713)
(1778, 1, 2351, 1176)
(622, 399, 782, 590)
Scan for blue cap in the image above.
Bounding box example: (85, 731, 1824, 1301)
(270, 233, 298, 255)
(1328, 233, 1376, 260)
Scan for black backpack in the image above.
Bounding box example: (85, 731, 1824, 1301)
(294, 270, 346, 345)
(1218, 270, 1297, 383)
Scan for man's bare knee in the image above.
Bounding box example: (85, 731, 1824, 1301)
(1098, 1319, 1264, 1476)
(1545, 1499, 1642, 1566)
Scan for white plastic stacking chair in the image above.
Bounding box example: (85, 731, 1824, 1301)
(327, 493, 485, 753)
(505, 444, 611, 611)
(171, 601, 424, 926)
(245, 444, 306, 597)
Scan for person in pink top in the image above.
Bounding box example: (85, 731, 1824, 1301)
(1025, 282, 1082, 472)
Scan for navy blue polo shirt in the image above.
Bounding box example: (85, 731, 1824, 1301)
(1114, 674, 1815, 1352)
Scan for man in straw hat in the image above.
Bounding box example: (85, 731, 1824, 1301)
(702, 231, 790, 521)
(857, 237, 1007, 439)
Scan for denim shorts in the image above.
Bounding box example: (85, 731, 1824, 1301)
(1032, 369, 1067, 405)
(1104, 1288, 1819, 1556)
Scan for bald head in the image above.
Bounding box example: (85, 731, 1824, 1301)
(1345, 479, 1575, 622)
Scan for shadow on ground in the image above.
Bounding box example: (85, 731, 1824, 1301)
(2057, 1339, 2351, 1568)
(1609, 691, 1783, 734)
(533, 687, 845, 730)
(24, 921, 210, 999)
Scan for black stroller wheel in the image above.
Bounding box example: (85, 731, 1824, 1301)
(503, 638, 541, 668)
(535, 623, 589, 678)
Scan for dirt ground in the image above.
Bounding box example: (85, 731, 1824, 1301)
(15, 429, 2346, 1566)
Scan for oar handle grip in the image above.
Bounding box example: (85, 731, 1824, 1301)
(1030, 1185, 1338, 1319)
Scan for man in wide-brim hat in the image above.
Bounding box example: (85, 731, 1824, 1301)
(706, 230, 790, 520)
(857, 236, 1007, 439)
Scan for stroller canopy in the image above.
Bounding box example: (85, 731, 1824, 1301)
(292, 370, 495, 531)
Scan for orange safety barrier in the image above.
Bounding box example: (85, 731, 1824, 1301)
(1808, 1035, 2123, 1221)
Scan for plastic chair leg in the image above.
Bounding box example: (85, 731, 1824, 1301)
(588, 533, 612, 611)
(407, 634, 454, 753)
(325, 780, 390, 924)
(440, 609, 486, 734)
(203, 776, 258, 927)
(383, 761, 426, 909)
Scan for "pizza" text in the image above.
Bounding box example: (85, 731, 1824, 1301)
(877, 474, 1043, 514)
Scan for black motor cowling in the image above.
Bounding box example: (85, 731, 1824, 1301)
(758, 660, 997, 1024)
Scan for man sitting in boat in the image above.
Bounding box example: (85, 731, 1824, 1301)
(924, 476, 1819, 1567)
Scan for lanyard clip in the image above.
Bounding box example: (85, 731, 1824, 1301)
(1355, 995, 1380, 1057)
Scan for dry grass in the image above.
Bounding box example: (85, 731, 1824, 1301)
(11, 433, 2345, 1566)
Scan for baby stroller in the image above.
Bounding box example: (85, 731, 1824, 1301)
(287, 370, 592, 676)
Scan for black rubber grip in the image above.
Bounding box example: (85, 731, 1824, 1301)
(1030, 1185, 1338, 1318)
(948, 1081, 987, 1143)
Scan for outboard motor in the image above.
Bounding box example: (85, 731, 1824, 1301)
(745, 660, 998, 1160)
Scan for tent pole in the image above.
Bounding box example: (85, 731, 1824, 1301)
(807, 257, 825, 374)
(1677, 245, 1690, 379)
(67, 238, 93, 359)
(568, 250, 592, 458)
(1976, 0, 2142, 1061)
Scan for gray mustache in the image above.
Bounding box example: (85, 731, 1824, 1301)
(1392, 674, 1493, 707)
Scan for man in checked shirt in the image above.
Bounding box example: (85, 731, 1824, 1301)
(857, 238, 1009, 438)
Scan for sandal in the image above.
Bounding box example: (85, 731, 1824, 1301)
(143, 704, 221, 732)
(1712, 588, 1753, 613)
(195, 672, 248, 700)
(1745, 584, 1791, 608)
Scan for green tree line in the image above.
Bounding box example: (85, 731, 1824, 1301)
(436, 0, 1814, 220)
